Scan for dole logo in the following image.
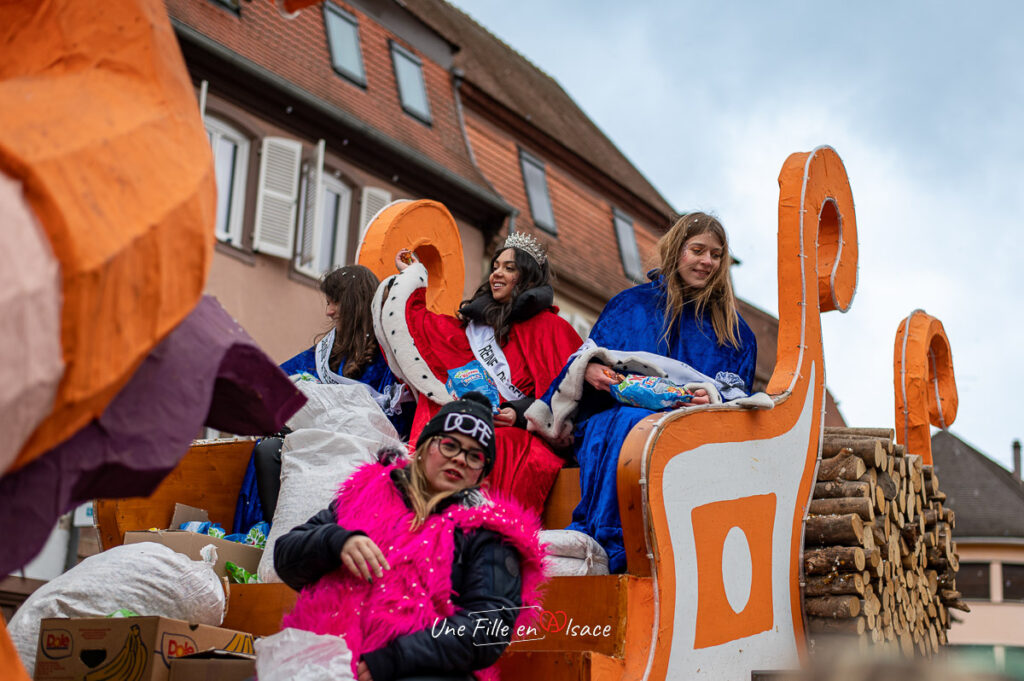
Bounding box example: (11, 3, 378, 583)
(167, 638, 195, 657)
(41, 629, 72, 659)
(160, 633, 198, 666)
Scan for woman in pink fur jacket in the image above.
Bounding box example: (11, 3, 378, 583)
(275, 392, 547, 681)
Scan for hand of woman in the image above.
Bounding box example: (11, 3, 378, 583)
(551, 429, 574, 449)
(584, 362, 622, 392)
(394, 249, 418, 272)
(356, 660, 373, 681)
(689, 388, 710, 405)
(494, 407, 516, 428)
(340, 535, 390, 582)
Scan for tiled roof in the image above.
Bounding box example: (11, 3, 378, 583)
(166, 0, 494, 197)
(403, 0, 677, 220)
(931, 430, 1024, 539)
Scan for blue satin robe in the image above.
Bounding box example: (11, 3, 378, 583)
(559, 275, 756, 572)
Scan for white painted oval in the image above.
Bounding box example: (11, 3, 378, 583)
(722, 526, 753, 613)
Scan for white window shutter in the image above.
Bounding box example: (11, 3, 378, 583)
(359, 186, 392, 238)
(295, 140, 325, 278)
(252, 137, 302, 259)
(198, 79, 208, 121)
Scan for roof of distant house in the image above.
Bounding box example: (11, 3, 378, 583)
(404, 0, 677, 221)
(931, 430, 1024, 539)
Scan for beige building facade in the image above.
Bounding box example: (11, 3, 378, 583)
(933, 432, 1024, 678)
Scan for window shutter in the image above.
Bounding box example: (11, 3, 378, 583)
(252, 137, 302, 259)
(295, 140, 325, 278)
(359, 186, 392, 238)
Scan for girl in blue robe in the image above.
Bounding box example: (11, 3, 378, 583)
(238, 266, 413, 530)
(277, 265, 412, 437)
(528, 213, 758, 573)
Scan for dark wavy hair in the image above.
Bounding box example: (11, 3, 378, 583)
(457, 247, 551, 345)
(319, 265, 380, 378)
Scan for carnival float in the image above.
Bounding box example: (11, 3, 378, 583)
(0, 1, 964, 679)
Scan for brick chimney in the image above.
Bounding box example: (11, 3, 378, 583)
(1014, 439, 1022, 483)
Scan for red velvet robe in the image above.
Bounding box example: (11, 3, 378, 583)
(403, 289, 582, 513)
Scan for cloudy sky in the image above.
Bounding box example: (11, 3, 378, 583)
(451, 0, 1024, 469)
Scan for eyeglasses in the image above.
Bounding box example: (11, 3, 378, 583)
(433, 436, 486, 470)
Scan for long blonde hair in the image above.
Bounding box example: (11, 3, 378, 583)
(402, 439, 484, 530)
(657, 212, 742, 349)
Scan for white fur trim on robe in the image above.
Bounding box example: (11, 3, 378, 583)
(372, 262, 452, 406)
(525, 339, 773, 441)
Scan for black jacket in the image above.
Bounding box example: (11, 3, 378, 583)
(274, 470, 524, 681)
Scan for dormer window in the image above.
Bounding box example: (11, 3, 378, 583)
(613, 209, 644, 282)
(519, 149, 556, 234)
(390, 42, 431, 124)
(324, 3, 366, 86)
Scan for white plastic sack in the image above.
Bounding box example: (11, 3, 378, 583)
(9, 542, 225, 676)
(255, 627, 355, 681)
(286, 382, 400, 438)
(539, 529, 609, 577)
(259, 384, 404, 583)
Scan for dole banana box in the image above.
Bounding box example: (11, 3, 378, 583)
(34, 616, 255, 681)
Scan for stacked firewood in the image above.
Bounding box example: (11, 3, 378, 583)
(802, 427, 968, 656)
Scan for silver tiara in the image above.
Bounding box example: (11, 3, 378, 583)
(503, 231, 547, 265)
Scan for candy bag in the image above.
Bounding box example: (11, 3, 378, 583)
(445, 361, 500, 412)
(206, 524, 226, 539)
(179, 521, 225, 538)
(106, 608, 140, 618)
(245, 521, 270, 549)
(226, 561, 260, 584)
(610, 374, 694, 411)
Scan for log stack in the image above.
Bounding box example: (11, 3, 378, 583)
(802, 427, 966, 656)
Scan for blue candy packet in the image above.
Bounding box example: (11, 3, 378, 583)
(610, 374, 694, 411)
(445, 361, 500, 412)
(205, 523, 226, 539)
(178, 521, 226, 538)
(246, 521, 271, 549)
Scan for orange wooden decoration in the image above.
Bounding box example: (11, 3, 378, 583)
(691, 494, 776, 649)
(615, 146, 859, 681)
(768, 149, 858, 395)
(894, 310, 957, 464)
(0, 0, 215, 471)
(357, 199, 466, 315)
(0, 618, 30, 681)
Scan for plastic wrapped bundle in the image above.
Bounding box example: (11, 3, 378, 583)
(539, 529, 609, 577)
(259, 383, 403, 583)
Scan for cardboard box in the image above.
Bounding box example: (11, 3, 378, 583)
(123, 504, 262, 579)
(167, 649, 255, 681)
(34, 616, 255, 681)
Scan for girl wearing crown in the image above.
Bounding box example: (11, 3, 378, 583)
(375, 233, 582, 514)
